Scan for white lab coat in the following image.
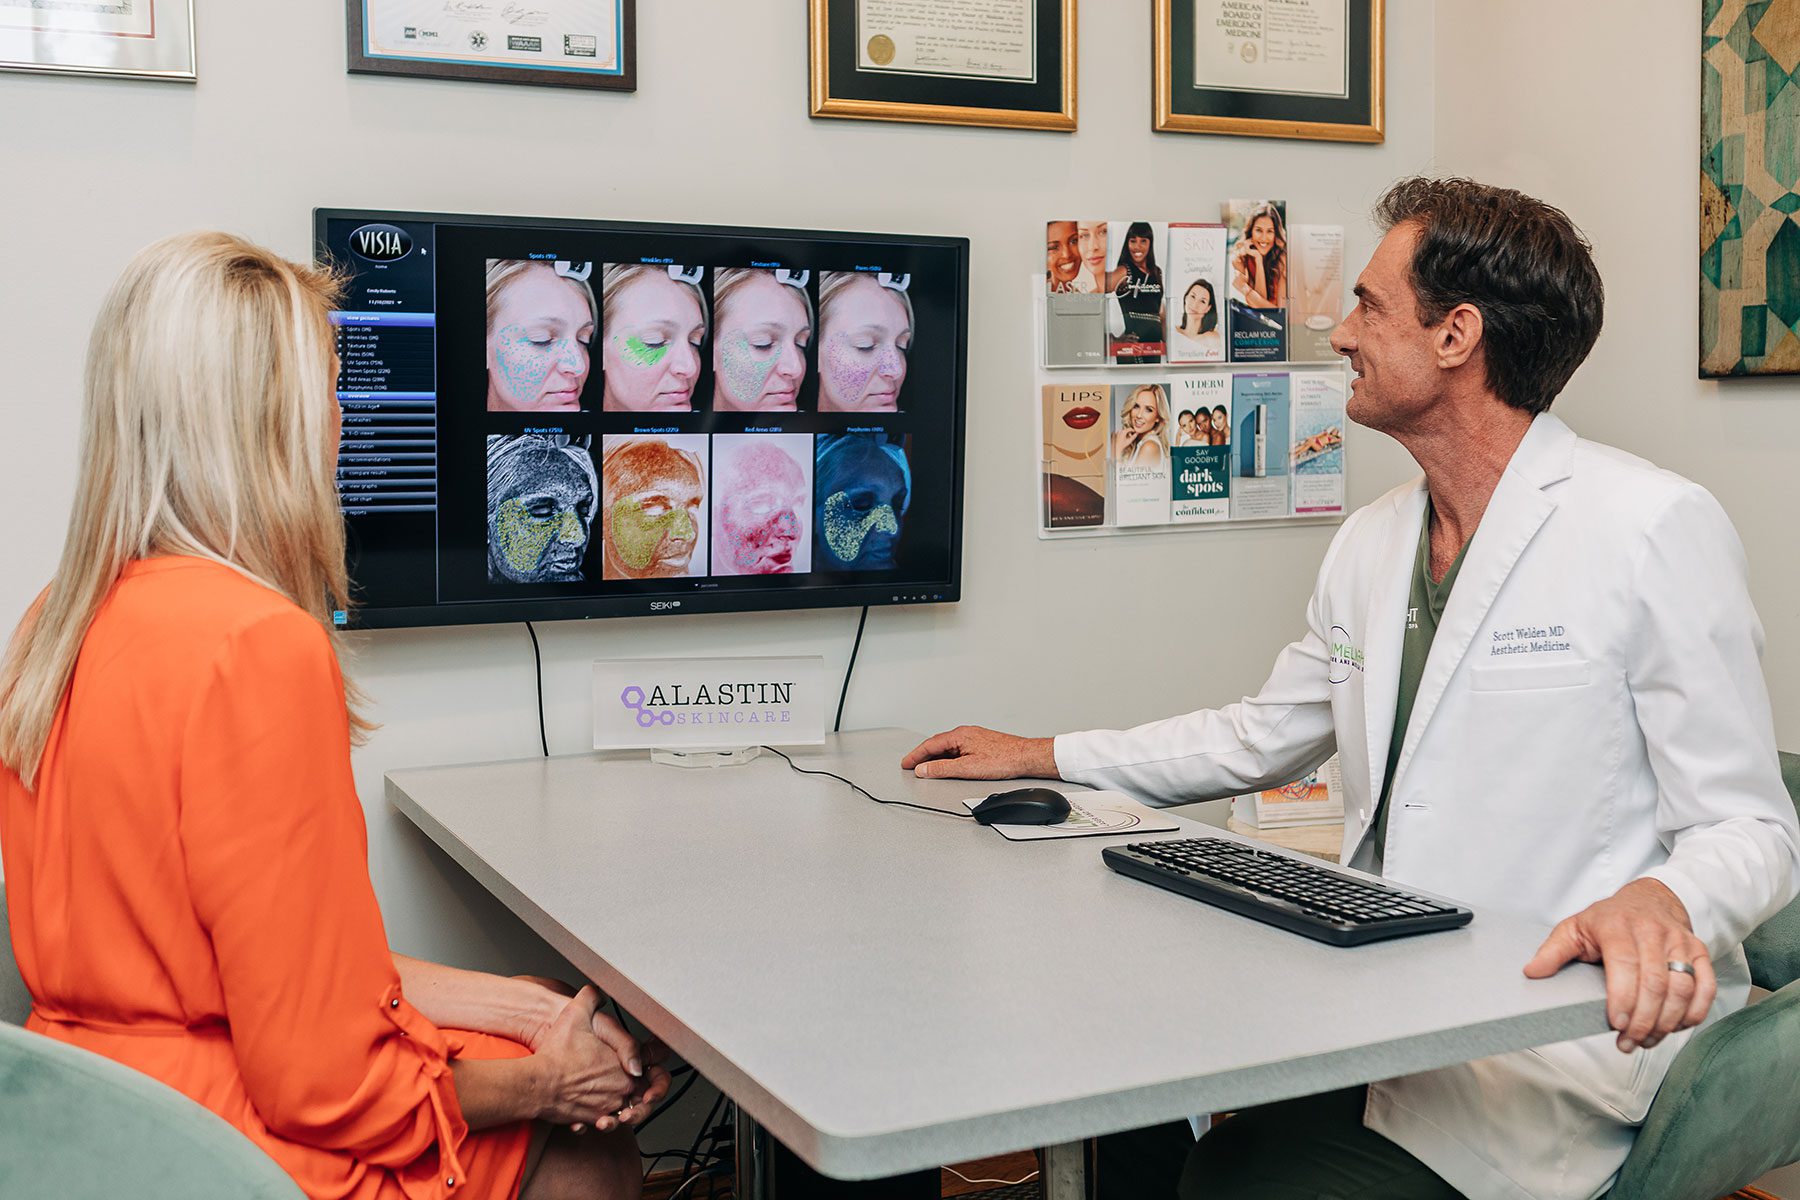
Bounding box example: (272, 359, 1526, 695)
(1056, 413, 1800, 1200)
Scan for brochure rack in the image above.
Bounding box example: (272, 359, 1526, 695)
(1033, 274, 1351, 541)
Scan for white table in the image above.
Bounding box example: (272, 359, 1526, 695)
(385, 728, 1609, 1197)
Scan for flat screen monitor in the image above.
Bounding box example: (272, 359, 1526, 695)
(314, 209, 968, 629)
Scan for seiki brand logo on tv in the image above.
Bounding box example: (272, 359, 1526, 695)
(349, 224, 413, 264)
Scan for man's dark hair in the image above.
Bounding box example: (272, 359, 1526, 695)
(1374, 177, 1603, 415)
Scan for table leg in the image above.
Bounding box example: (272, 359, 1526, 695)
(1041, 1141, 1088, 1200)
(734, 1104, 769, 1200)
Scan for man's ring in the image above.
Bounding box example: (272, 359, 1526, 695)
(1667, 960, 1697, 978)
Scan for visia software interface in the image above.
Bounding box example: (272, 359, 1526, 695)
(316, 210, 968, 628)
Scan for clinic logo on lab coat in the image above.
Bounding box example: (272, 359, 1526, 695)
(1328, 625, 1365, 684)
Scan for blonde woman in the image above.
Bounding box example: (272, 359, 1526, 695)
(0, 233, 667, 1200)
(817, 271, 912, 413)
(1113, 383, 1170, 467)
(600, 263, 707, 413)
(486, 259, 597, 413)
(711, 267, 812, 411)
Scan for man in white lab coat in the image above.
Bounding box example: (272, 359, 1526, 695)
(904, 178, 1800, 1200)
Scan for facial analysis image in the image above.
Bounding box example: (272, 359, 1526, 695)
(817, 273, 912, 414)
(600, 437, 707, 580)
(602, 265, 707, 412)
(713, 435, 812, 576)
(485, 262, 596, 413)
(815, 435, 909, 571)
(712, 269, 811, 411)
(486, 436, 597, 583)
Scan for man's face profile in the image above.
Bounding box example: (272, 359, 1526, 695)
(1332, 221, 1444, 433)
(601, 441, 704, 580)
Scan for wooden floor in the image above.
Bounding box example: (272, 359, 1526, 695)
(643, 1161, 1782, 1199)
(643, 1151, 1042, 1199)
(939, 1152, 1041, 1197)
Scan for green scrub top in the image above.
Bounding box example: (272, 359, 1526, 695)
(1368, 499, 1468, 875)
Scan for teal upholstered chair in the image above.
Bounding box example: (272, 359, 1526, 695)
(0, 882, 303, 1198)
(1604, 751, 1800, 1200)
(0, 882, 29, 1025)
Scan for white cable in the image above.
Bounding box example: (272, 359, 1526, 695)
(667, 1165, 726, 1200)
(943, 1164, 1042, 1187)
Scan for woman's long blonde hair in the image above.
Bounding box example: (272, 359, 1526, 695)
(1118, 384, 1170, 460)
(0, 231, 370, 787)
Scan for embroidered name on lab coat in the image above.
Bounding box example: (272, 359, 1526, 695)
(1489, 624, 1572, 656)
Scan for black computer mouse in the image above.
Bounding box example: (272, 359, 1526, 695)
(971, 787, 1072, 826)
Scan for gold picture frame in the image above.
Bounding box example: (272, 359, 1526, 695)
(1154, 0, 1383, 144)
(809, 0, 1077, 132)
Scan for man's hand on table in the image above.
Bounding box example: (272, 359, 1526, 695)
(900, 726, 1059, 780)
(1523, 878, 1716, 1054)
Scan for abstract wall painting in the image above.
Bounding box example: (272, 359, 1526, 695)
(1702, 0, 1800, 377)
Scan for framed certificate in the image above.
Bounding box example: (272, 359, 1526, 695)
(1155, 0, 1382, 143)
(810, 0, 1076, 132)
(347, 0, 635, 91)
(0, 0, 194, 81)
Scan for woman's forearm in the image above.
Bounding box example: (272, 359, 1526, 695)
(449, 1056, 546, 1130)
(393, 953, 561, 1045)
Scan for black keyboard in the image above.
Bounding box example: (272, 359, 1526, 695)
(1102, 836, 1473, 946)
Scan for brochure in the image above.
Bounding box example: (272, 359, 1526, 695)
(1291, 371, 1347, 516)
(1169, 376, 1231, 522)
(1165, 223, 1229, 364)
(1288, 224, 1345, 362)
(1042, 384, 1109, 528)
(1230, 372, 1292, 520)
(1223, 199, 1289, 363)
(1112, 382, 1173, 526)
(1045, 219, 1106, 366)
(1231, 757, 1346, 830)
(1106, 219, 1168, 363)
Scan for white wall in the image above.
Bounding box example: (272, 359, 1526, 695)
(1434, 0, 1800, 746)
(0, 3, 1436, 966)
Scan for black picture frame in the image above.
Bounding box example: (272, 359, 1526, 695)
(346, 0, 636, 91)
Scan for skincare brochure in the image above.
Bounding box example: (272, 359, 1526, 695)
(1231, 757, 1347, 830)
(1288, 225, 1345, 362)
(1165, 224, 1229, 364)
(1169, 376, 1231, 522)
(1042, 384, 1109, 528)
(1230, 372, 1291, 520)
(1112, 382, 1173, 526)
(963, 790, 1182, 841)
(1290, 371, 1347, 516)
(1223, 199, 1289, 363)
(1045, 219, 1106, 366)
(1106, 219, 1168, 363)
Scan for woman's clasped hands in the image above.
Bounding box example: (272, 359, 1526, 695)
(523, 983, 673, 1136)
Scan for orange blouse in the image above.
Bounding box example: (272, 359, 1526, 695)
(1, 558, 531, 1200)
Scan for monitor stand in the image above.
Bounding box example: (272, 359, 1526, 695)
(651, 746, 762, 769)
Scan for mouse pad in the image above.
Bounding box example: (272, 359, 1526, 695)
(960, 790, 1182, 841)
